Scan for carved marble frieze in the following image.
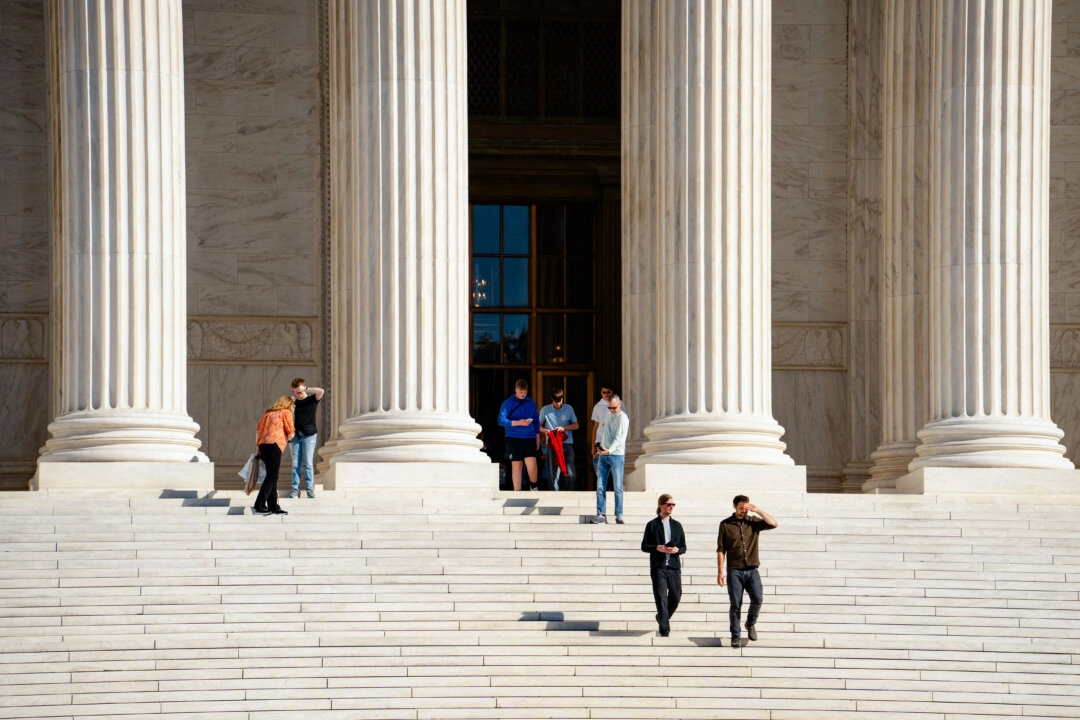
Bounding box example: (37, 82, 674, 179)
(188, 317, 317, 364)
(0, 316, 47, 361)
(1051, 326, 1080, 370)
(773, 323, 846, 370)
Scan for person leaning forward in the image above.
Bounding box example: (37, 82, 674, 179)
(716, 494, 778, 648)
(641, 493, 685, 637)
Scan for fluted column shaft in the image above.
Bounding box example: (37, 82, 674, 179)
(870, 0, 931, 486)
(328, 0, 485, 464)
(912, 0, 1070, 469)
(621, 0, 658, 467)
(640, 0, 791, 466)
(39, 0, 206, 464)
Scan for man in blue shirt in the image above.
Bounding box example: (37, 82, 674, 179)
(497, 379, 541, 491)
(539, 388, 579, 491)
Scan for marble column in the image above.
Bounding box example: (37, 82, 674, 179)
(326, 0, 490, 486)
(844, 0, 884, 493)
(621, 0, 658, 468)
(639, 0, 793, 469)
(910, 0, 1072, 471)
(869, 0, 931, 489)
(35, 0, 211, 489)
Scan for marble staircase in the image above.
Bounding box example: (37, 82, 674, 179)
(1, 485, 1079, 719)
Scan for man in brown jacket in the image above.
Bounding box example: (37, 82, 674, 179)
(717, 494, 778, 648)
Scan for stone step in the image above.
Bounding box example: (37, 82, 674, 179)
(1, 486, 1079, 718)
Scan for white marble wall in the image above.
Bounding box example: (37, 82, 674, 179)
(844, 0, 883, 492)
(1050, 0, 1080, 464)
(770, 0, 851, 488)
(183, 0, 320, 317)
(182, 0, 322, 483)
(0, 2, 51, 488)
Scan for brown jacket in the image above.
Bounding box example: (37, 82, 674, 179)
(716, 514, 775, 569)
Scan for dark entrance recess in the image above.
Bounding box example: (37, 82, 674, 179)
(467, 0, 621, 488)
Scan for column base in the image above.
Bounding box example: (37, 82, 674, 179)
(325, 461, 498, 492)
(866, 441, 920, 492)
(626, 463, 806, 495)
(840, 461, 872, 493)
(639, 415, 794, 466)
(31, 461, 215, 491)
(334, 411, 489, 464)
(911, 417, 1073, 471)
(896, 467, 1080, 501)
(38, 412, 209, 463)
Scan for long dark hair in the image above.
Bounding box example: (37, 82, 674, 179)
(657, 494, 672, 516)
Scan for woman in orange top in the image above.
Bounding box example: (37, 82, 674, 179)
(253, 395, 296, 515)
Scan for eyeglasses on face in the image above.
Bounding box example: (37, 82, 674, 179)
(663, 502, 676, 507)
(607, 405, 619, 410)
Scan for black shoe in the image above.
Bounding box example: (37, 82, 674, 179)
(747, 625, 757, 641)
(731, 638, 740, 648)
(659, 631, 670, 637)
(270, 507, 288, 515)
(252, 506, 269, 515)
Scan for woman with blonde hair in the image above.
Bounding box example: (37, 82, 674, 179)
(252, 395, 295, 515)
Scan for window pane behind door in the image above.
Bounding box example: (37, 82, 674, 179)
(537, 314, 564, 365)
(567, 313, 594, 365)
(502, 313, 529, 364)
(473, 205, 500, 254)
(473, 314, 500, 364)
(536, 257, 564, 308)
(503, 258, 529, 307)
(536, 205, 565, 254)
(472, 258, 500, 308)
(503, 206, 530, 254)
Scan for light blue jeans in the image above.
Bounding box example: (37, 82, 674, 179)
(289, 432, 317, 494)
(595, 453, 624, 516)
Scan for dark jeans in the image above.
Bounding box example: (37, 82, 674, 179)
(726, 566, 763, 639)
(651, 567, 682, 634)
(254, 443, 282, 511)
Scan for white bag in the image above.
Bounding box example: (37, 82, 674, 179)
(239, 453, 266, 495)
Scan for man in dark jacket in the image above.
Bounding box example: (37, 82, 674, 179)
(641, 493, 686, 637)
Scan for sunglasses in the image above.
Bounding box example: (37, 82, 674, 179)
(663, 502, 676, 507)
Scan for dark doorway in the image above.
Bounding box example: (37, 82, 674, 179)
(466, 0, 621, 487)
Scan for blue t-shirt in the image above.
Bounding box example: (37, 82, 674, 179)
(498, 395, 540, 439)
(539, 403, 578, 444)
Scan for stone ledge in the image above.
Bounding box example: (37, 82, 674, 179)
(31, 462, 216, 492)
(896, 467, 1080, 500)
(626, 463, 807, 495)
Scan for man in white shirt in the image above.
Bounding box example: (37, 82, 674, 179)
(589, 383, 628, 489)
(592, 393, 629, 524)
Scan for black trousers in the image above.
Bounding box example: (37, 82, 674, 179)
(651, 566, 682, 634)
(254, 443, 282, 511)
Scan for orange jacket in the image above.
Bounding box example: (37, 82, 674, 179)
(255, 408, 295, 450)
